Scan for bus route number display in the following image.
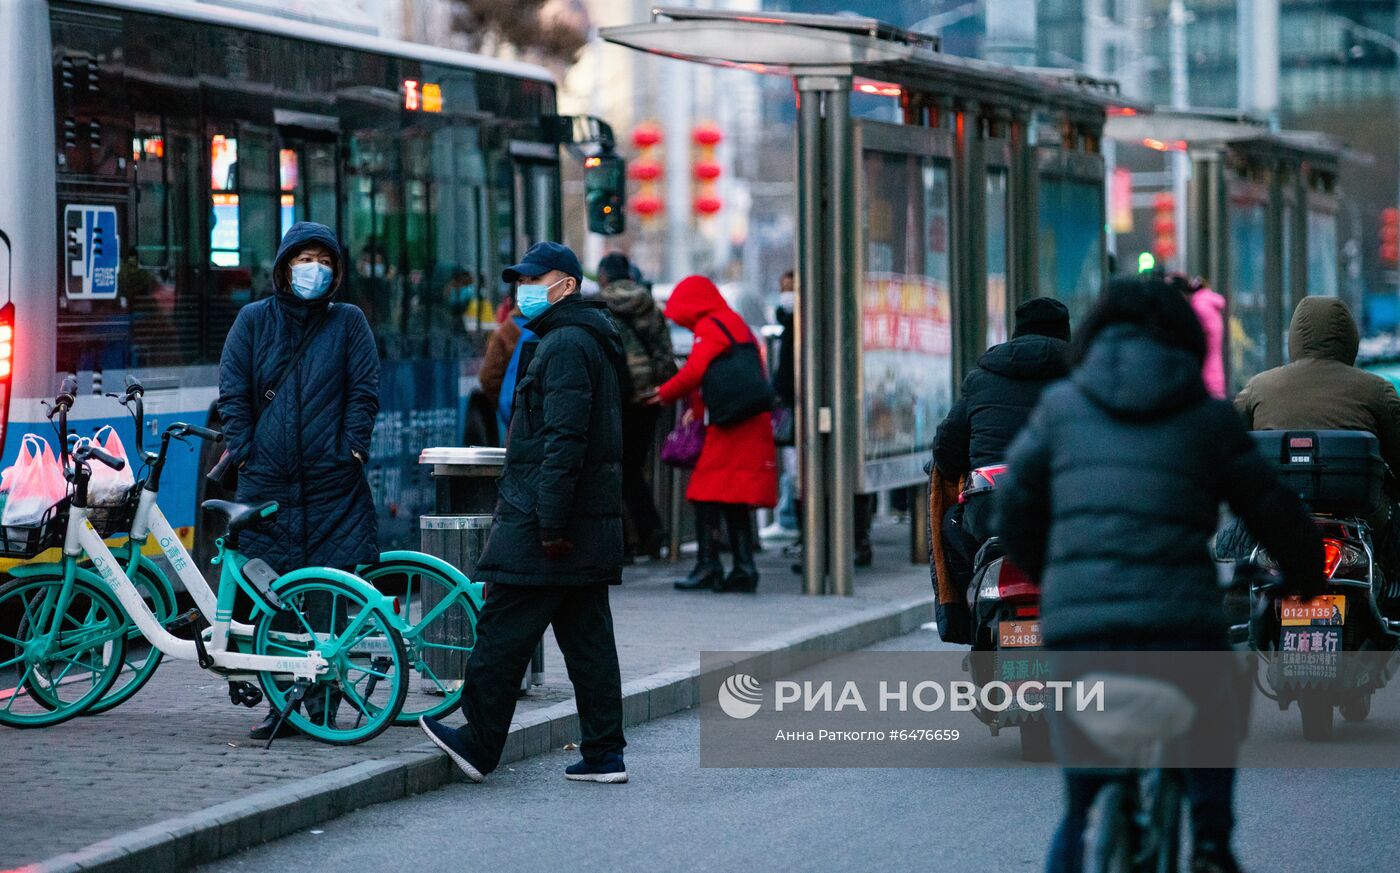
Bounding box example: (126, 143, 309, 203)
(64, 205, 121, 300)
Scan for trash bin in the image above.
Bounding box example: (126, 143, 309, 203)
(419, 447, 544, 691)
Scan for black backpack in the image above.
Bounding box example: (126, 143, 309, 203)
(701, 316, 776, 426)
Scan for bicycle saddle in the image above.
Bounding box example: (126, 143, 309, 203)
(201, 499, 279, 535)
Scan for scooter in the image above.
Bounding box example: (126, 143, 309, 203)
(959, 464, 1053, 762)
(1240, 430, 1400, 741)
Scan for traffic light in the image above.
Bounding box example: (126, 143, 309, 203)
(1381, 207, 1399, 266)
(585, 148, 626, 236)
(1152, 192, 1176, 263)
(1138, 251, 1156, 274)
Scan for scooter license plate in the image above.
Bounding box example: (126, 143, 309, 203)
(1280, 594, 1346, 626)
(998, 620, 1042, 648)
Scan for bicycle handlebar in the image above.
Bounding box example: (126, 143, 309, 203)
(74, 442, 125, 472)
(53, 375, 77, 415)
(123, 374, 145, 398)
(168, 422, 224, 443)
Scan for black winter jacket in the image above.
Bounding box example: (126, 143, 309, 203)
(932, 334, 1070, 478)
(476, 296, 626, 586)
(996, 325, 1323, 649)
(217, 222, 380, 571)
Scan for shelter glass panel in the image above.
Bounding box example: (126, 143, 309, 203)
(860, 150, 953, 487)
(1228, 192, 1268, 393)
(985, 168, 1010, 347)
(1037, 176, 1104, 324)
(1307, 208, 1339, 299)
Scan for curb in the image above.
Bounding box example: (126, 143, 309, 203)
(24, 595, 934, 873)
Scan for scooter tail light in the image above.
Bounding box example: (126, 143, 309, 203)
(996, 559, 1039, 602)
(1322, 538, 1343, 579)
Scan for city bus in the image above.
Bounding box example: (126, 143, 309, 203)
(0, 0, 563, 561)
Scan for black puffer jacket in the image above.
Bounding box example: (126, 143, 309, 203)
(996, 325, 1322, 648)
(476, 296, 626, 586)
(217, 222, 380, 571)
(932, 334, 1070, 478)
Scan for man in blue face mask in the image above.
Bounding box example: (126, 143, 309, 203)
(421, 241, 631, 785)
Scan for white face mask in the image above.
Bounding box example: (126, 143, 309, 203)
(778, 291, 796, 311)
(290, 262, 333, 299)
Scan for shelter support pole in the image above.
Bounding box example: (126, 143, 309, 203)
(796, 76, 831, 596)
(825, 81, 856, 597)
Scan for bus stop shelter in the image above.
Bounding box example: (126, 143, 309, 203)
(603, 9, 1127, 596)
(1106, 110, 1348, 393)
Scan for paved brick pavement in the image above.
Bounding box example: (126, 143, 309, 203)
(0, 522, 930, 869)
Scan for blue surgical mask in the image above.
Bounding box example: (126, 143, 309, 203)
(518, 277, 567, 320)
(290, 262, 333, 299)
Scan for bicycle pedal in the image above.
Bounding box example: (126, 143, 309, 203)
(228, 681, 263, 708)
(166, 608, 203, 634)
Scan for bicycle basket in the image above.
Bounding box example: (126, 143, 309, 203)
(0, 499, 71, 559)
(86, 486, 142, 539)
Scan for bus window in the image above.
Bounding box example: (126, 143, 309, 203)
(209, 133, 240, 267)
(237, 126, 277, 295)
(279, 147, 299, 239)
(132, 114, 169, 269)
(347, 127, 405, 336)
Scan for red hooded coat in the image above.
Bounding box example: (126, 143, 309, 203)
(658, 276, 778, 508)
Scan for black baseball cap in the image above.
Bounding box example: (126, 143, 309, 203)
(502, 241, 583, 284)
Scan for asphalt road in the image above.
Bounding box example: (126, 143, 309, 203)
(203, 629, 1400, 873)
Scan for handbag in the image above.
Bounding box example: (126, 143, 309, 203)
(660, 416, 706, 469)
(771, 405, 795, 447)
(208, 307, 332, 489)
(700, 317, 776, 427)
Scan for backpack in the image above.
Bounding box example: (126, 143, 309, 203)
(701, 316, 776, 426)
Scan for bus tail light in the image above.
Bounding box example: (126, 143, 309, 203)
(0, 302, 12, 457)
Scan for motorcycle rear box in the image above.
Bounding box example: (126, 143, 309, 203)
(1249, 430, 1385, 517)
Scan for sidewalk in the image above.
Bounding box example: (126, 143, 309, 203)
(4, 522, 933, 872)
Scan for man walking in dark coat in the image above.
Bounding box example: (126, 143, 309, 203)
(420, 241, 629, 784)
(931, 297, 1072, 609)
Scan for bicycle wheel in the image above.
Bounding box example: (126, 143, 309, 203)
(22, 553, 177, 715)
(358, 558, 479, 724)
(1083, 780, 1134, 873)
(0, 575, 128, 728)
(252, 575, 408, 745)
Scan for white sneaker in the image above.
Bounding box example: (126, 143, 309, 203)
(760, 522, 798, 541)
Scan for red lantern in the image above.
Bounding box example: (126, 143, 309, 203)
(632, 194, 664, 216)
(693, 159, 721, 181)
(628, 158, 662, 182)
(694, 195, 722, 215)
(632, 123, 663, 149)
(692, 123, 723, 146)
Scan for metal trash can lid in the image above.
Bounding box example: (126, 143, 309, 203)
(419, 446, 507, 467)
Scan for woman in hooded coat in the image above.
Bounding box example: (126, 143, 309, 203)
(655, 275, 778, 592)
(217, 221, 380, 738)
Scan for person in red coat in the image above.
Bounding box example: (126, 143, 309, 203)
(653, 275, 778, 592)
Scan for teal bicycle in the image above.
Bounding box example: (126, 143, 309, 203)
(5, 377, 483, 728)
(1, 378, 412, 743)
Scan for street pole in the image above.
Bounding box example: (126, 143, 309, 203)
(1169, 0, 1190, 271)
(825, 81, 855, 597)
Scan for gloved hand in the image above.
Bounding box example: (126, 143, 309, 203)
(541, 530, 574, 560)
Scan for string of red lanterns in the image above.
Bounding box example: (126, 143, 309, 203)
(630, 121, 664, 219)
(692, 122, 722, 216)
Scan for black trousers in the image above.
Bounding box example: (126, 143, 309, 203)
(621, 405, 664, 550)
(455, 583, 626, 773)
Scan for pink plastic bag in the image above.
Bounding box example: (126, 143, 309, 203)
(87, 425, 136, 506)
(1, 434, 68, 527)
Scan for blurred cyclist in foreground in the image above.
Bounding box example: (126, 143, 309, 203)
(997, 277, 1323, 873)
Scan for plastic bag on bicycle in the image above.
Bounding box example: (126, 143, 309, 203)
(1, 434, 67, 527)
(87, 425, 136, 506)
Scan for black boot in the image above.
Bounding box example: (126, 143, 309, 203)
(303, 687, 342, 730)
(717, 507, 759, 593)
(249, 705, 298, 741)
(675, 504, 723, 590)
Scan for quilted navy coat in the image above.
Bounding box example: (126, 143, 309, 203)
(216, 222, 380, 571)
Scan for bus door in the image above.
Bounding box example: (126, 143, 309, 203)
(274, 112, 342, 240)
(509, 142, 561, 255)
